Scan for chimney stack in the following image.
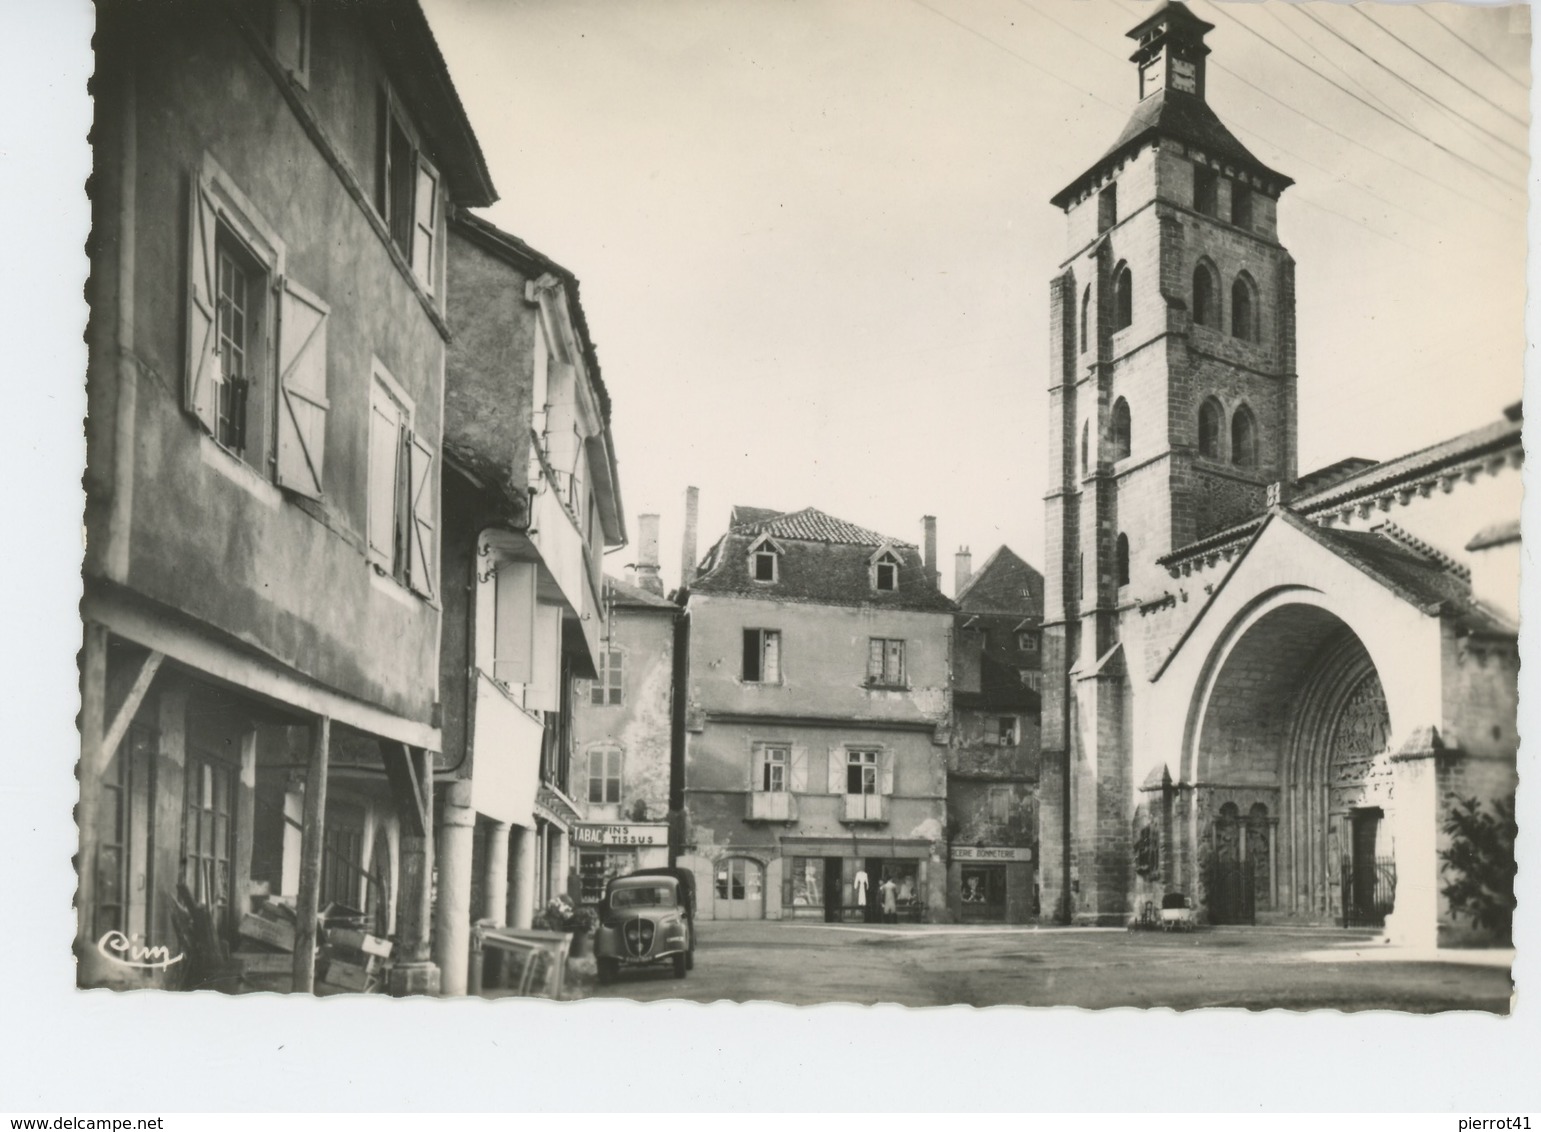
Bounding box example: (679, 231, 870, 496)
(922, 515, 938, 588)
(680, 486, 700, 591)
(635, 513, 663, 595)
(955, 546, 972, 594)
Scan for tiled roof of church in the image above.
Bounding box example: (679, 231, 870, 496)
(956, 546, 1044, 615)
(691, 507, 952, 612)
(730, 506, 916, 549)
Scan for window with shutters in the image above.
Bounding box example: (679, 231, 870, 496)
(376, 87, 442, 295)
(587, 746, 621, 805)
(367, 364, 436, 598)
(847, 749, 880, 795)
(742, 629, 782, 684)
(185, 157, 329, 501)
(866, 638, 906, 688)
(590, 648, 624, 705)
(270, 0, 311, 88)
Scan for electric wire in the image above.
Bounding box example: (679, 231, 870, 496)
(1293, 5, 1527, 167)
(1352, 5, 1528, 130)
(1413, 5, 1530, 93)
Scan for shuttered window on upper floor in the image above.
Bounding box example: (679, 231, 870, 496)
(375, 87, 441, 295)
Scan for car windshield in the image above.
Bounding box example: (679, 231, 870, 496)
(610, 885, 674, 910)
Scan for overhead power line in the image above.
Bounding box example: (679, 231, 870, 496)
(1414, 5, 1530, 93)
(1197, 0, 1525, 195)
(1292, 5, 1526, 167)
(1354, 6, 1528, 130)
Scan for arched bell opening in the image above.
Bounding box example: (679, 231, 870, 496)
(1182, 600, 1394, 925)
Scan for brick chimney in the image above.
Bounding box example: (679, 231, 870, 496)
(922, 515, 938, 588)
(955, 546, 972, 594)
(635, 513, 663, 595)
(680, 486, 700, 591)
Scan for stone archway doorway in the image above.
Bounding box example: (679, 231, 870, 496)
(1186, 601, 1396, 926)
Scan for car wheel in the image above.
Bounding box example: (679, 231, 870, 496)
(672, 953, 688, 978)
(597, 958, 619, 985)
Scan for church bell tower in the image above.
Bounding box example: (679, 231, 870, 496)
(1038, 1, 1297, 923)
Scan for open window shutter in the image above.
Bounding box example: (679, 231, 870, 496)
(412, 157, 438, 289)
(880, 750, 895, 796)
(366, 393, 399, 564)
(526, 602, 562, 712)
(493, 560, 536, 685)
(749, 747, 765, 793)
(407, 431, 436, 598)
(789, 748, 807, 794)
(275, 278, 329, 500)
(762, 632, 781, 683)
(827, 749, 844, 795)
(184, 179, 220, 433)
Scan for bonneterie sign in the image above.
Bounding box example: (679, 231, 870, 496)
(952, 845, 1033, 863)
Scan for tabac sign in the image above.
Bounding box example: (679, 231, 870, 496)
(573, 822, 669, 847)
(952, 845, 1033, 863)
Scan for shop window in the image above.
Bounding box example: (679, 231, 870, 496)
(368, 367, 435, 597)
(866, 638, 906, 687)
(1116, 533, 1131, 588)
(789, 857, 824, 907)
(960, 865, 1007, 917)
(320, 803, 365, 910)
(1198, 397, 1223, 459)
(578, 849, 637, 904)
(1111, 397, 1131, 461)
(590, 648, 624, 705)
(877, 861, 921, 914)
(1113, 265, 1133, 331)
(587, 747, 621, 805)
(742, 628, 782, 683)
(183, 754, 236, 934)
(1192, 260, 1219, 329)
(1231, 273, 1257, 341)
(715, 857, 762, 906)
(1232, 405, 1259, 469)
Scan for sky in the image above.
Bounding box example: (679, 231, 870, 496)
(425, 0, 1529, 597)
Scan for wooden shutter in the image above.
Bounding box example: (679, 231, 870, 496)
(789, 748, 807, 794)
(749, 747, 765, 792)
(411, 158, 439, 290)
(274, 278, 329, 499)
(880, 749, 895, 796)
(762, 631, 781, 683)
(741, 631, 759, 682)
(407, 431, 436, 598)
(184, 178, 220, 433)
(492, 561, 536, 685)
(526, 602, 562, 712)
(827, 748, 845, 795)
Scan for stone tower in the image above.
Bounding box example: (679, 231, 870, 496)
(1038, 1, 1297, 923)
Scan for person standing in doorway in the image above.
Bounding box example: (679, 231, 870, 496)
(880, 875, 898, 924)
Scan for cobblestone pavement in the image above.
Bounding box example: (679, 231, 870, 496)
(585, 921, 1514, 1012)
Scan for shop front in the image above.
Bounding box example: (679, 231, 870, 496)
(779, 838, 938, 923)
(949, 845, 1035, 924)
(572, 821, 670, 904)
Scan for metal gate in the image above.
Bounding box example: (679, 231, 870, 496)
(1340, 855, 1396, 927)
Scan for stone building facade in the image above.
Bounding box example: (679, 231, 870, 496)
(1039, 2, 1520, 947)
(679, 508, 955, 922)
(947, 547, 1043, 923)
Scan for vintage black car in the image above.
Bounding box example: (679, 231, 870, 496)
(595, 871, 695, 983)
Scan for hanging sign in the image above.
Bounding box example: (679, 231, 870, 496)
(572, 822, 669, 847)
(952, 845, 1033, 863)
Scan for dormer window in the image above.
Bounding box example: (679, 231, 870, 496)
(870, 548, 902, 592)
(747, 534, 784, 583)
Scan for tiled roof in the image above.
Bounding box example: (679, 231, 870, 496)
(604, 575, 678, 611)
(956, 546, 1044, 615)
(731, 506, 915, 549)
(692, 509, 952, 612)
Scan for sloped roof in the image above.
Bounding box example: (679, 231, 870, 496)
(605, 575, 678, 612)
(691, 508, 952, 613)
(730, 506, 916, 549)
(956, 546, 1044, 615)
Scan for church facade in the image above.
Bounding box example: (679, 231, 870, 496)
(1038, 2, 1520, 948)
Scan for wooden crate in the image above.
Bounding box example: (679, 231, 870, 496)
(238, 913, 296, 953)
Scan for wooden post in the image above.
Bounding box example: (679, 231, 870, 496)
(234, 730, 258, 923)
(151, 679, 187, 972)
(292, 715, 329, 994)
(77, 623, 109, 978)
